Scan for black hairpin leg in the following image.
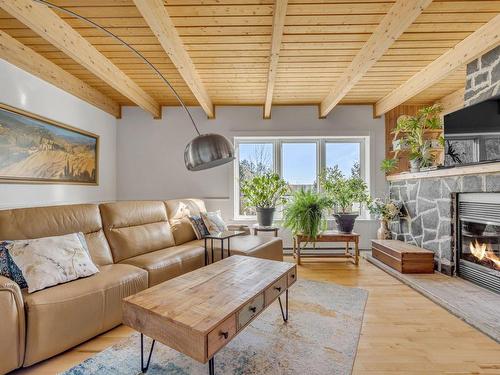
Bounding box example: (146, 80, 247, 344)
(209, 357, 215, 375)
(221, 239, 224, 260)
(204, 237, 208, 265)
(278, 289, 288, 322)
(140, 333, 155, 373)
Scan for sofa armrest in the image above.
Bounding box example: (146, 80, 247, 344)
(227, 224, 251, 235)
(0, 276, 25, 374)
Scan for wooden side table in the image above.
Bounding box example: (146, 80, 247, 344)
(252, 225, 279, 237)
(293, 231, 360, 265)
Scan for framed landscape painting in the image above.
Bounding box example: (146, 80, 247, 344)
(0, 104, 98, 184)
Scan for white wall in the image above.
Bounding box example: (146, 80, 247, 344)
(0, 59, 117, 209)
(117, 105, 386, 248)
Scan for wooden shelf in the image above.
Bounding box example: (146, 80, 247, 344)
(386, 162, 500, 182)
(390, 148, 443, 155)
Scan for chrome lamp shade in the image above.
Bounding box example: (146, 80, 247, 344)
(184, 133, 235, 171)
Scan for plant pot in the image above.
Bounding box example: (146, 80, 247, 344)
(377, 219, 392, 240)
(409, 158, 420, 173)
(256, 207, 275, 227)
(333, 213, 358, 234)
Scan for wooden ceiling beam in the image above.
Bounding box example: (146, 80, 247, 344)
(435, 87, 465, 115)
(264, 0, 288, 119)
(319, 0, 433, 117)
(375, 14, 500, 117)
(134, 0, 214, 118)
(0, 0, 160, 118)
(0, 30, 120, 118)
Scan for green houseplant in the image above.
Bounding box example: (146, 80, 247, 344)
(283, 189, 331, 240)
(382, 104, 443, 173)
(240, 172, 289, 226)
(319, 166, 370, 233)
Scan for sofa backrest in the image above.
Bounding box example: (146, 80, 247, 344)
(164, 199, 207, 245)
(0, 204, 113, 266)
(99, 201, 175, 263)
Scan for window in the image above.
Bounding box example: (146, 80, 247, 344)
(237, 142, 274, 215)
(282, 142, 317, 192)
(234, 137, 368, 218)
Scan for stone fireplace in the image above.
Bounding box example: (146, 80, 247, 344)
(389, 173, 500, 276)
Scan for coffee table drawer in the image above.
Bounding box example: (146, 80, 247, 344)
(207, 314, 236, 358)
(265, 275, 287, 305)
(237, 293, 264, 329)
(288, 267, 297, 286)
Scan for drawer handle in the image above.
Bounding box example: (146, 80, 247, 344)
(249, 306, 257, 313)
(291, 274, 295, 278)
(274, 286, 282, 292)
(219, 331, 229, 339)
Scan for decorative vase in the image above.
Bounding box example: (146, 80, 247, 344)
(333, 213, 358, 234)
(377, 219, 391, 240)
(256, 207, 275, 227)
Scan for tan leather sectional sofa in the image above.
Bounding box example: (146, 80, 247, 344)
(0, 199, 282, 374)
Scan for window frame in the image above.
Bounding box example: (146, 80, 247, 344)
(233, 136, 368, 220)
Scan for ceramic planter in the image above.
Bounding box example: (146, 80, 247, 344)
(333, 213, 358, 234)
(256, 207, 275, 227)
(409, 158, 421, 173)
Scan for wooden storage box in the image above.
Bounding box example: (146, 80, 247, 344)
(371, 240, 434, 274)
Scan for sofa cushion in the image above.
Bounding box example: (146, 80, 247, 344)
(0, 204, 113, 266)
(100, 201, 175, 263)
(22, 264, 147, 366)
(193, 235, 283, 262)
(164, 199, 207, 245)
(7, 233, 99, 293)
(120, 242, 205, 286)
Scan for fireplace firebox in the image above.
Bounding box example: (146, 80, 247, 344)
(457, 193, 500, 294)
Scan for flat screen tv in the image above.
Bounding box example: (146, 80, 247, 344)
(444, 94, 500, 167)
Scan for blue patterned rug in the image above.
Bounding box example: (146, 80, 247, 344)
(62, 280, 368, 375)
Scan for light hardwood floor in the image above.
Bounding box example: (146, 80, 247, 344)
(12, 255, 500, 375)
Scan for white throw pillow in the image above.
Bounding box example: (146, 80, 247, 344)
(6, 232, 99, 293)
(201, 210, 228, 233)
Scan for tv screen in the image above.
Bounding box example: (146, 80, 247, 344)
(444, 95, 500, 166)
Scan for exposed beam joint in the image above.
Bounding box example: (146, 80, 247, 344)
(375, 14, 500, 117)
(319, 0, 433, 117)
(434, 87, 465, 115)
(0, 30, 120, 118)
(134, 0, 214, 118)
(0, 0, 160, 118)
(264, 0, 288, 119)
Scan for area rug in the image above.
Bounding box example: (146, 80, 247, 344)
(62, 280, 368, 375)
(365, 253, 500, 343)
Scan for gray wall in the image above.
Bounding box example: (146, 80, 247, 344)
(0, 59, 117, 209)
(116, 105, 387, 249)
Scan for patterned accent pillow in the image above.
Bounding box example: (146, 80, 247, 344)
(188, 215, 210, 239)
(201, 210, 228, 234)
(0, 241, 28, 289)
(6, 232, 99, 294)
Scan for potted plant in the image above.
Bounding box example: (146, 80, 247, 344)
(368, 198, 402, 240)
(319, 166, 370, 234)
(240, 172, 289, 226)
(382, 104, 443, 173)
(380, 158, 399, 174)
(282, 189, 331, 240)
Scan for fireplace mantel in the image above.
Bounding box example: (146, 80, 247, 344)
(387, 162, 500, 182)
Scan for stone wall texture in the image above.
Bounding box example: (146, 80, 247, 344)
(465, 45, 500, 106)
(389, 173, 500, 275)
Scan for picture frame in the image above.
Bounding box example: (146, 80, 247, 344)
(0, 103, 99, 185)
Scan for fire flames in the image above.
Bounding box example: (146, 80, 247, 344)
(469, 240, 500, 269)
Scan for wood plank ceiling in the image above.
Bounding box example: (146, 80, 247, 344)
(0, 0, 499, 118)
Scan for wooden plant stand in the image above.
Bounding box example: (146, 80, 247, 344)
(293, 231, 360, 265)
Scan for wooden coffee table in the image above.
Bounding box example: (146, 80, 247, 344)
(122, 255, 297, 375)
